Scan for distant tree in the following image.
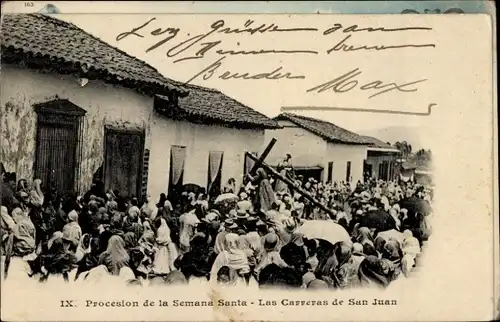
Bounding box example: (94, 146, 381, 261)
(415, 149, 432, 165)
(395, 141, 413, 159)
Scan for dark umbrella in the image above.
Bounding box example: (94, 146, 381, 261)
(399, 196, 432, 216)
(182, 183, 201, 195)
(358, 209, 396, 232)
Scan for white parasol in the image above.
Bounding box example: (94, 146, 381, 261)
(214, 193, 239, 204)
(297, 220, 350, 245)
(376, 229, 405, 244)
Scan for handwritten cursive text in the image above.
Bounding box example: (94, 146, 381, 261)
(306, 68, 427, 99)
(185, 56, 305, 84)
(323, 23, 432, 35)
(116, 18, 318, 63)
(327, 34, 435, 54)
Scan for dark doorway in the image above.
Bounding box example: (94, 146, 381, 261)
(388, 161, 394, 181)
(383, 161, 390, 180)
(104, 128, 144, 199)
(295, 168, 323, 183)
(379, 161, 389, 181)
(363, 161, 373, 181)
(327, 161, 333, 183)
(346, 161, 352, 183)
(34, 99, 86, 194)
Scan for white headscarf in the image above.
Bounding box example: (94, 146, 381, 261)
(1, 206, 16, 231)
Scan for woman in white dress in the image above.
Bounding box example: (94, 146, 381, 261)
(152, 218, 177, 275)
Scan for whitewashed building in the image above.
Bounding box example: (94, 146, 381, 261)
(361, 136, 401, 181)
(265, 113, 371, 184)
(0, 14, 279, 201)
(150, 85, 279, 200)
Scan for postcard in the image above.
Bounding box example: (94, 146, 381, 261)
(0, 1, 497, 321)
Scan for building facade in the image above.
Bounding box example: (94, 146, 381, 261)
(1, 65, 156, 197)
(361, 136, 401, 182)
(1, 14, 279, 202)
(265, 113, 371, 185)
(148, 87, 279, 201)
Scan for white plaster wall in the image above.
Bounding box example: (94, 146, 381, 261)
(264, 120, 326, 167)
(0, 64, 153, 192)
(325, 143, 368, 184)
(148, 114, 265, 201)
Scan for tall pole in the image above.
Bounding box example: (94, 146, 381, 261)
(245, 152, 336, 218)
(249, 138, 277, 176)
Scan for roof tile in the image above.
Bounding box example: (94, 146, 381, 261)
(276, 112, 371, 145)
(360, 135, 397, 149)
(1, 13, 185, 95)
(157, 83, 281, 129)
(2, 14, 280, 129)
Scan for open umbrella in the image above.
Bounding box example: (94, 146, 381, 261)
(182, 183, 201, 195)
(297, 220, 350, 245)
(376, 229, 405, 244)
(214, 193, 238, 205)
(398, 196, 432, 216)
(358, 209, 396, 232)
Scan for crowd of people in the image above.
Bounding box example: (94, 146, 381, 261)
(0, 156, 432, 290)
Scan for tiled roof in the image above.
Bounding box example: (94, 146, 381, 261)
(361, 135, 398, 150)
(2, 14, 279, 129)
(1, 14, 186, 96)
(402, 161, 418, 170)
(156, 84, 281, 129)
(403, 161, 431, 172)
(275, 113, 371, 145)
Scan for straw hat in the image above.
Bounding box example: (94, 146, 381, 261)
(247, 215, 259, 222)
(353, 242, 364, 254)
(360, 194, 371, 204)
(228, 209, 237, 220)
(206, 209, 220, 221)
(236, 208, 250, 219)
(283, 217, 297, 233)
(263, 233, 279, 252)
(224, 219, 238, 229)
(256, 219, 266, 226)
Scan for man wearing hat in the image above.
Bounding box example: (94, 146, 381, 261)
(254, 232, 288, 279)
(237, 193, 252, 212)
(277, 217, 305, 248)
(235, 206, 250, 232)
(223, 218, 238, 232)
(227, 209, 237, 220)
(212, 218, 238, 254)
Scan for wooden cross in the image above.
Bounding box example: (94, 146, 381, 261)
(248, 138, 277, 176)
(245, 139, 336, 218)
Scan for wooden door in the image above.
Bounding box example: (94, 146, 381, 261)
(104, 129, 144, 199)
(35, 123, 78, 194)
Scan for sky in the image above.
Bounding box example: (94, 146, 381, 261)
(4, 1, 494, 150)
